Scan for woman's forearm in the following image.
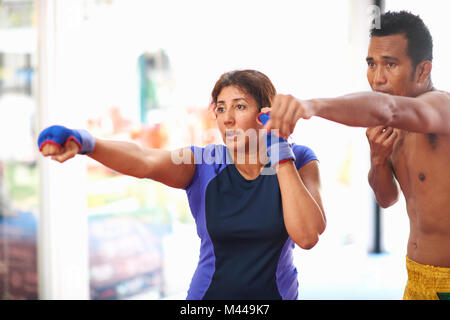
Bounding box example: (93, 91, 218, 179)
(276, 161, 326, 249)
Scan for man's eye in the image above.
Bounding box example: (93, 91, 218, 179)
(387, 62, 396, 68)
(367, 62, 375, 67)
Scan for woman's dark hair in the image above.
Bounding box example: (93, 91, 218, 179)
(370, 11, 433, 68)
(211, 70, 276, 112)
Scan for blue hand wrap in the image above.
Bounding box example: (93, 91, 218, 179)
(258, 112, 295, 167)
(38, 125, 95, 155)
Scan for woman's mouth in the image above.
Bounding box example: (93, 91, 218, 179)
(225, 130, 240, 138)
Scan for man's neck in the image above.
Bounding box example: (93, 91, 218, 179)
(412, 80, 434, 97)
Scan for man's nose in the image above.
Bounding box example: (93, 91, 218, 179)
(373, 66, 387, 85)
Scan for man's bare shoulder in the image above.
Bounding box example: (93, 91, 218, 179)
(418, 89, 450, 100)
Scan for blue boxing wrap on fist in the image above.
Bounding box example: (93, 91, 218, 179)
(38, 125, 95, 155)
(257, 111, 295, 167)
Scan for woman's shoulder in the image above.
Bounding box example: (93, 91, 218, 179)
(291, 143, 319, 170)
(190, 144, 229, 164)
(184, 144, 230, 191)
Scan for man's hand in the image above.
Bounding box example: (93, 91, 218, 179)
(366, 126, 400, 208)
(366, 126, 398, 166)
(265, 94, 314, 139)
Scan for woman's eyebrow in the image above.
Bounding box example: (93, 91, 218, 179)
(217, 97, 248, 104)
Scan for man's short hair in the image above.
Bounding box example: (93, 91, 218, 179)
(370, 11, 433, 68)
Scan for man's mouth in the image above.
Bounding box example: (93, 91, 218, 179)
(374, 89, 392, 94)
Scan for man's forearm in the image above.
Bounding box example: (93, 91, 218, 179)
(309, 92, 395, 128)
(368, 162, 399, 208)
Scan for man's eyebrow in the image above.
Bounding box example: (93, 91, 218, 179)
(366, 56, 400, 61)
(381, 55, 400, 61)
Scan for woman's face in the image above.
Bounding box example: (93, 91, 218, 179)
(215, 85, 263, 153)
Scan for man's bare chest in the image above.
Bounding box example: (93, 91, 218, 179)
(390, 131, 449, 197)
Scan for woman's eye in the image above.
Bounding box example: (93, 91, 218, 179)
(216, 107, 225, 113)
(236, 104, 245, 110)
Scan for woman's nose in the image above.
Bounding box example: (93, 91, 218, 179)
(223, 109, 235, 125)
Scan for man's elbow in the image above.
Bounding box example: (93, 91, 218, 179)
(376, 194, 399, 209)
(377, 200, 396, 209)
(381, 94, 398, 127)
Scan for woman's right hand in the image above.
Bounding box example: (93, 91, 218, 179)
(40, 139, 80, 163)
(38, 125, 94, 163)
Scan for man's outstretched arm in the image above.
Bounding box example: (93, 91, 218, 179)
(266, 90, 450, 138)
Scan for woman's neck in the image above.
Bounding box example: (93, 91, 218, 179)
(230, 148, 267, 180)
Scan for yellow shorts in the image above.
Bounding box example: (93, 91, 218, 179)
(403, 255, 450, 300)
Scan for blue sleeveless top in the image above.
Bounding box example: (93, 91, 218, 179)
(184, 143, 318, 300)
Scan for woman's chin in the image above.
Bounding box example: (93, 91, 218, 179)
(225, 140, 246, 153)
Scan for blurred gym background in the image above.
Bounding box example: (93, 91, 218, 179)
(0, 0, 448, 299)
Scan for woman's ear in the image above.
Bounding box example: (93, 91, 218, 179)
(209, 101, 217, 120)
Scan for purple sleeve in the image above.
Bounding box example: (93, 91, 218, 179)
(183, 145, 229, 222)
(183, 144, 229, 191)
(182, 146, 201, 191)
(292, 144, 318, 170)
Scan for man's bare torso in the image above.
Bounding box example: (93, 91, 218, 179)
(390, 128, 450, 267)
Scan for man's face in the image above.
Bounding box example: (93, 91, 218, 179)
(366, 34, 417, 97)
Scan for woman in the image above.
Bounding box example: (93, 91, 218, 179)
(38, 69, 326, 300)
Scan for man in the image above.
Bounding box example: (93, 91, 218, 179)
(267, 11, 450, 300)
